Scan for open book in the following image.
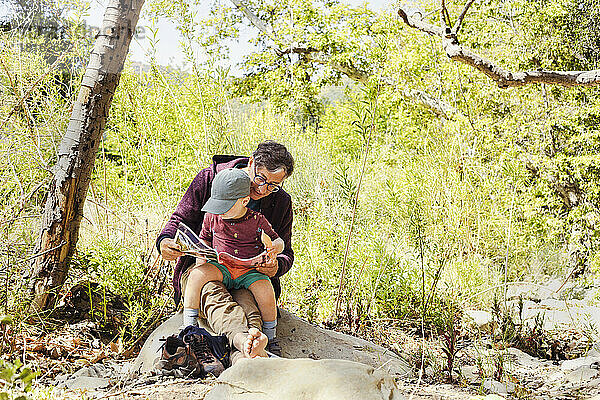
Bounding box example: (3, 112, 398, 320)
(174, 222, 268, 269)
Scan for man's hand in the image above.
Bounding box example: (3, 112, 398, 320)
(264, 238, 284, 261)
(160, 238, 183, 261)
(256, 257, 278, 278)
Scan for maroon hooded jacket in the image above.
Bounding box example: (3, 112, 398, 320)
(156, 155, 294, 305)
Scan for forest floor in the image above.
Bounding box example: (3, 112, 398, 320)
(3, 275, 600, 399)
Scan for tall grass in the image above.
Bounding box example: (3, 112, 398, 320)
(1, 16, 599, 356)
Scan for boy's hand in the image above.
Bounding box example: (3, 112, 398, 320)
(195, 257, 209, 266)
(256, 257, 278, 277)
(160, 238, 183, 261)
(265, 246, 278, 261)
(258, 231, 283, 276)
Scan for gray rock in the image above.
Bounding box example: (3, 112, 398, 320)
(277, 309, 411, 376)
(54, 360, 126, 391)
(588, 348, 600, 358)
(72, 363, 111, 378)
(130, 309, 412, 377)
(483, 378, 515, 395)
(518, 298, 600, 331)
(59, 376, 110, 391)
(505, 282, 554, 302)
(505, 347, 544, 368)
(561, 355, 600, 371)
(464, 310, 495, 333)
(424, 366, 434, 378)
(204, 358, 404, 400)
(564, 365, 600, 384)
(460, 365, 480, 384)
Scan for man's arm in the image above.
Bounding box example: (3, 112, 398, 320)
(271, 195, 294, 277)
(159, 238, 182, 261)
(255, 195, 293, 278)
(156, 167, 213, 255)
(274, 196, 293, 277)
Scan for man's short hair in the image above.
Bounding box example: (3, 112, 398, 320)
(253, 140, 294, 177)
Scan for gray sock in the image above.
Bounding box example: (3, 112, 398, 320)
(183, 308, 199, 327)
(263, 320, 277, 341)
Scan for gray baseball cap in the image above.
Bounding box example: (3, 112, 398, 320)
(201, 168, 251, 214)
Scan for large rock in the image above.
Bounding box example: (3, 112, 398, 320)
(463, 310, 495, 333)
(204, 357, 404, 400)
(129, 309, 411, 377)
(505, 282, 555, 302)
(129, 311, 187, 375)
(483, 378, 515, 396)
(564, 366, 600, 384)
(277, 309, 411, 376)
(560, 352, 600, 371)
(520, 299, 600, 331)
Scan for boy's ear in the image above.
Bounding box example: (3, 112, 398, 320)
(242, 196, 250, 206)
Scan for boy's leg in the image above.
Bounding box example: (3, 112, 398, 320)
(182, 262, 223, 327)
(247, 278, 277, 340)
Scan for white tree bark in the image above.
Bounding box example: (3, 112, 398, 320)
(29, 0, 145, 312)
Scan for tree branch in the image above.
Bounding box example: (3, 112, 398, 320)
(277, 46, 319, 56)
(306, 54, 459, 117)
(441, 0, 451, 29)
(228, 0, 458, 116)
(229, 0, 278, 43)
(452, 0, 476, 34)
(401, 88, 459, 118)
(398, 8, 443, 36)
(398, 7, 600, 88)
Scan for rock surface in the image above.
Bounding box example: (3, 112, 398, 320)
(455, 276, 600, 399)
(204, 358, 403, 400)
(50, 277, 600, 400)
(277, 308, 411, 376)
(129, 308, 411, 377)
(463, 310, 495, 333)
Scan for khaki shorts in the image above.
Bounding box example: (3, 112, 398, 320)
(180, 263, 262, 327)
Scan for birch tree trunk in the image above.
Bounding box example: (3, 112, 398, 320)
(28, 0, 145, 313)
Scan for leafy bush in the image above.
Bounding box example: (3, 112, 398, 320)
(72, 239, 169, 343)
(0, 359, 37, 400)
(2, 0, 600, 362)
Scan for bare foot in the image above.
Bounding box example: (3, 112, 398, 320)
(244, 328, 268, 358)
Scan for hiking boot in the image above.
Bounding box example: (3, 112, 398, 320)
(184, 333, 225, 377)
(266, 337, 282, 357)
(154, 335, 204, 378)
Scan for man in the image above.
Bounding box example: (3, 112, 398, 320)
(156, 140, 294, 360)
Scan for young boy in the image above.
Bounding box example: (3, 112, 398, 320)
(182, 168, 284, 356)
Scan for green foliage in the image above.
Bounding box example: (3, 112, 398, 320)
(146, 0, 396, 124)
(0, 359, 37, 400)
(490, 295, 559, 359)
(2, 1, 600, 382)
(74, 240, 147, 302)
(72, 239, 166, 342)
(518, 0, 600, 70)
